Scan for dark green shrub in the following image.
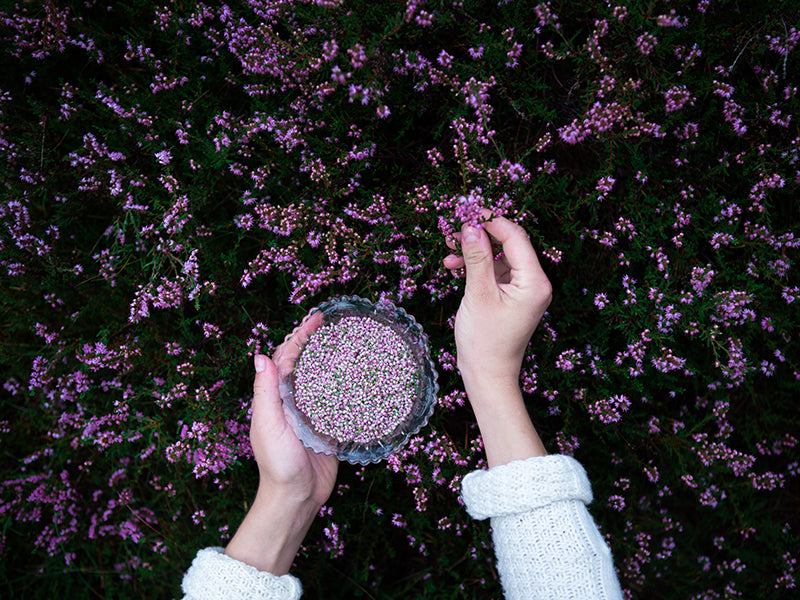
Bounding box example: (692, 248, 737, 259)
(1, 1, 798, 598)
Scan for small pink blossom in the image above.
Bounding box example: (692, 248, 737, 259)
(636, 32, 658, 55)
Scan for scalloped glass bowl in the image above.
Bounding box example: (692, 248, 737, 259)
(278, 296, 438, 465)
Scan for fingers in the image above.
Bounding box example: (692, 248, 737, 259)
(252, 353, 282, 420)
(459, 223, 497, 296)
(443, 253, 465, 271)
(444, 209, 548, 293)
(251, 308, 324, 434)
(479, 214, 542, 282)
(444, 252, 514, 284)
(444, 233, 464, 273)
(273, 310, 324, 376)
(445, 232, 461, 250)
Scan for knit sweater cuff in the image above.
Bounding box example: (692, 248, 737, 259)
(460, 454, 593, 520)
(182, 547, 303, 600)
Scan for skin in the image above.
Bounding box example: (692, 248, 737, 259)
(224, 208, 552, 572)
(224, 311, 338, 575)
(443, 208, 551, 466)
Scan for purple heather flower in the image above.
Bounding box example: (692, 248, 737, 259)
(293, 316, 418, 444)
(455, 190, 484, 229)
(636, 32, 658, 55)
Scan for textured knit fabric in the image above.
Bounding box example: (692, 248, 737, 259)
(182, 547, 302, 600)
(461, 454, 624, 600)
(182, 455, 622, 600)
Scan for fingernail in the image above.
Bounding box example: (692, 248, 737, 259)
(254, 355, 266, 373)
(463, 226, 480, 242)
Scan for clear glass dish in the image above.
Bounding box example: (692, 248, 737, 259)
(278, 295, 438, 465)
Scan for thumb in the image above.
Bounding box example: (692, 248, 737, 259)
(460, 225, 496, 295)
(252, 354, 284, 424)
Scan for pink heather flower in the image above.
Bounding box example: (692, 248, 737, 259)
(468, 45, 484, 59)
(782, 286, 799, 304)
(716, 337, 751, 385)
(201, 322, 222, 339)
(455, 191, 484, 228)
(321, 39, 338, 61)
(767, 26, 800, 56)
(597, 74, 616, 98)
(293, 316, 418, 444)
(347, 43, 366, 68)
(535, 2, 560, 29)
(651, 346, 687, 373)
(331, 65, 347, 84)
(722, 99, 747, 135)
(498, 159, 528, 182)
(415, 10, 433, 26)
(542, 246, 562, 263)
(555, 432, 580, 455)
(710, 290, 755, 326)
(596, 176, 616, 198)
(555, 349, 581, 371)
(596, 231, 617, 247)
(506, 41, 522, 67)
(462, 77, 493, 110)
(690, 265, 715, 294)
(710, 232, 734, 249)
(664, 85, 694, 113)
(588, 394, 631, 424)
(713, 80, 734, 99)
(636, 32, 658, 55)
(155, 149, 172, 165)
(615, 217, 637, 239)
(426, 147, 444, 167)
(656, 10, 688, 27)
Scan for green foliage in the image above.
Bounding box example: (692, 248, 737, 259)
(1, 1, 799, 598)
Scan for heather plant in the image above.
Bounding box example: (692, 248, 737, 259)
(1, 0, 799, 599)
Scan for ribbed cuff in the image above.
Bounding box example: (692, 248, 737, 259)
(460, 454, 593, 520)
(182, 547, 303, 600)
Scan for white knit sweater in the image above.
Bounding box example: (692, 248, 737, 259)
(182, 454, 623, 600)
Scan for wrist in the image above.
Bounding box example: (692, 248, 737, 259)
(224, 487, 320, 575)
(457, 353, 523, 392)
(460, 377, 547, 467)
(460, 370, 521, 402)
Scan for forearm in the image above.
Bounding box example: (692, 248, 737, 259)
(224, 486, 320, 576)
(462, 374, 547, 468)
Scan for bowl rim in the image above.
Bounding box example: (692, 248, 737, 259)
(278, 295, 439, 465)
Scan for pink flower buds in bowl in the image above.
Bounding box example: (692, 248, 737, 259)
(279, 296, 438, 464)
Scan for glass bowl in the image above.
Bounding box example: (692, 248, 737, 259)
(278, 296, 438, 465)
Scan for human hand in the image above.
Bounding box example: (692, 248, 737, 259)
(251, 310, 338, 508)
(443, 209, 552, 393)
(224, 311, 339, 575)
